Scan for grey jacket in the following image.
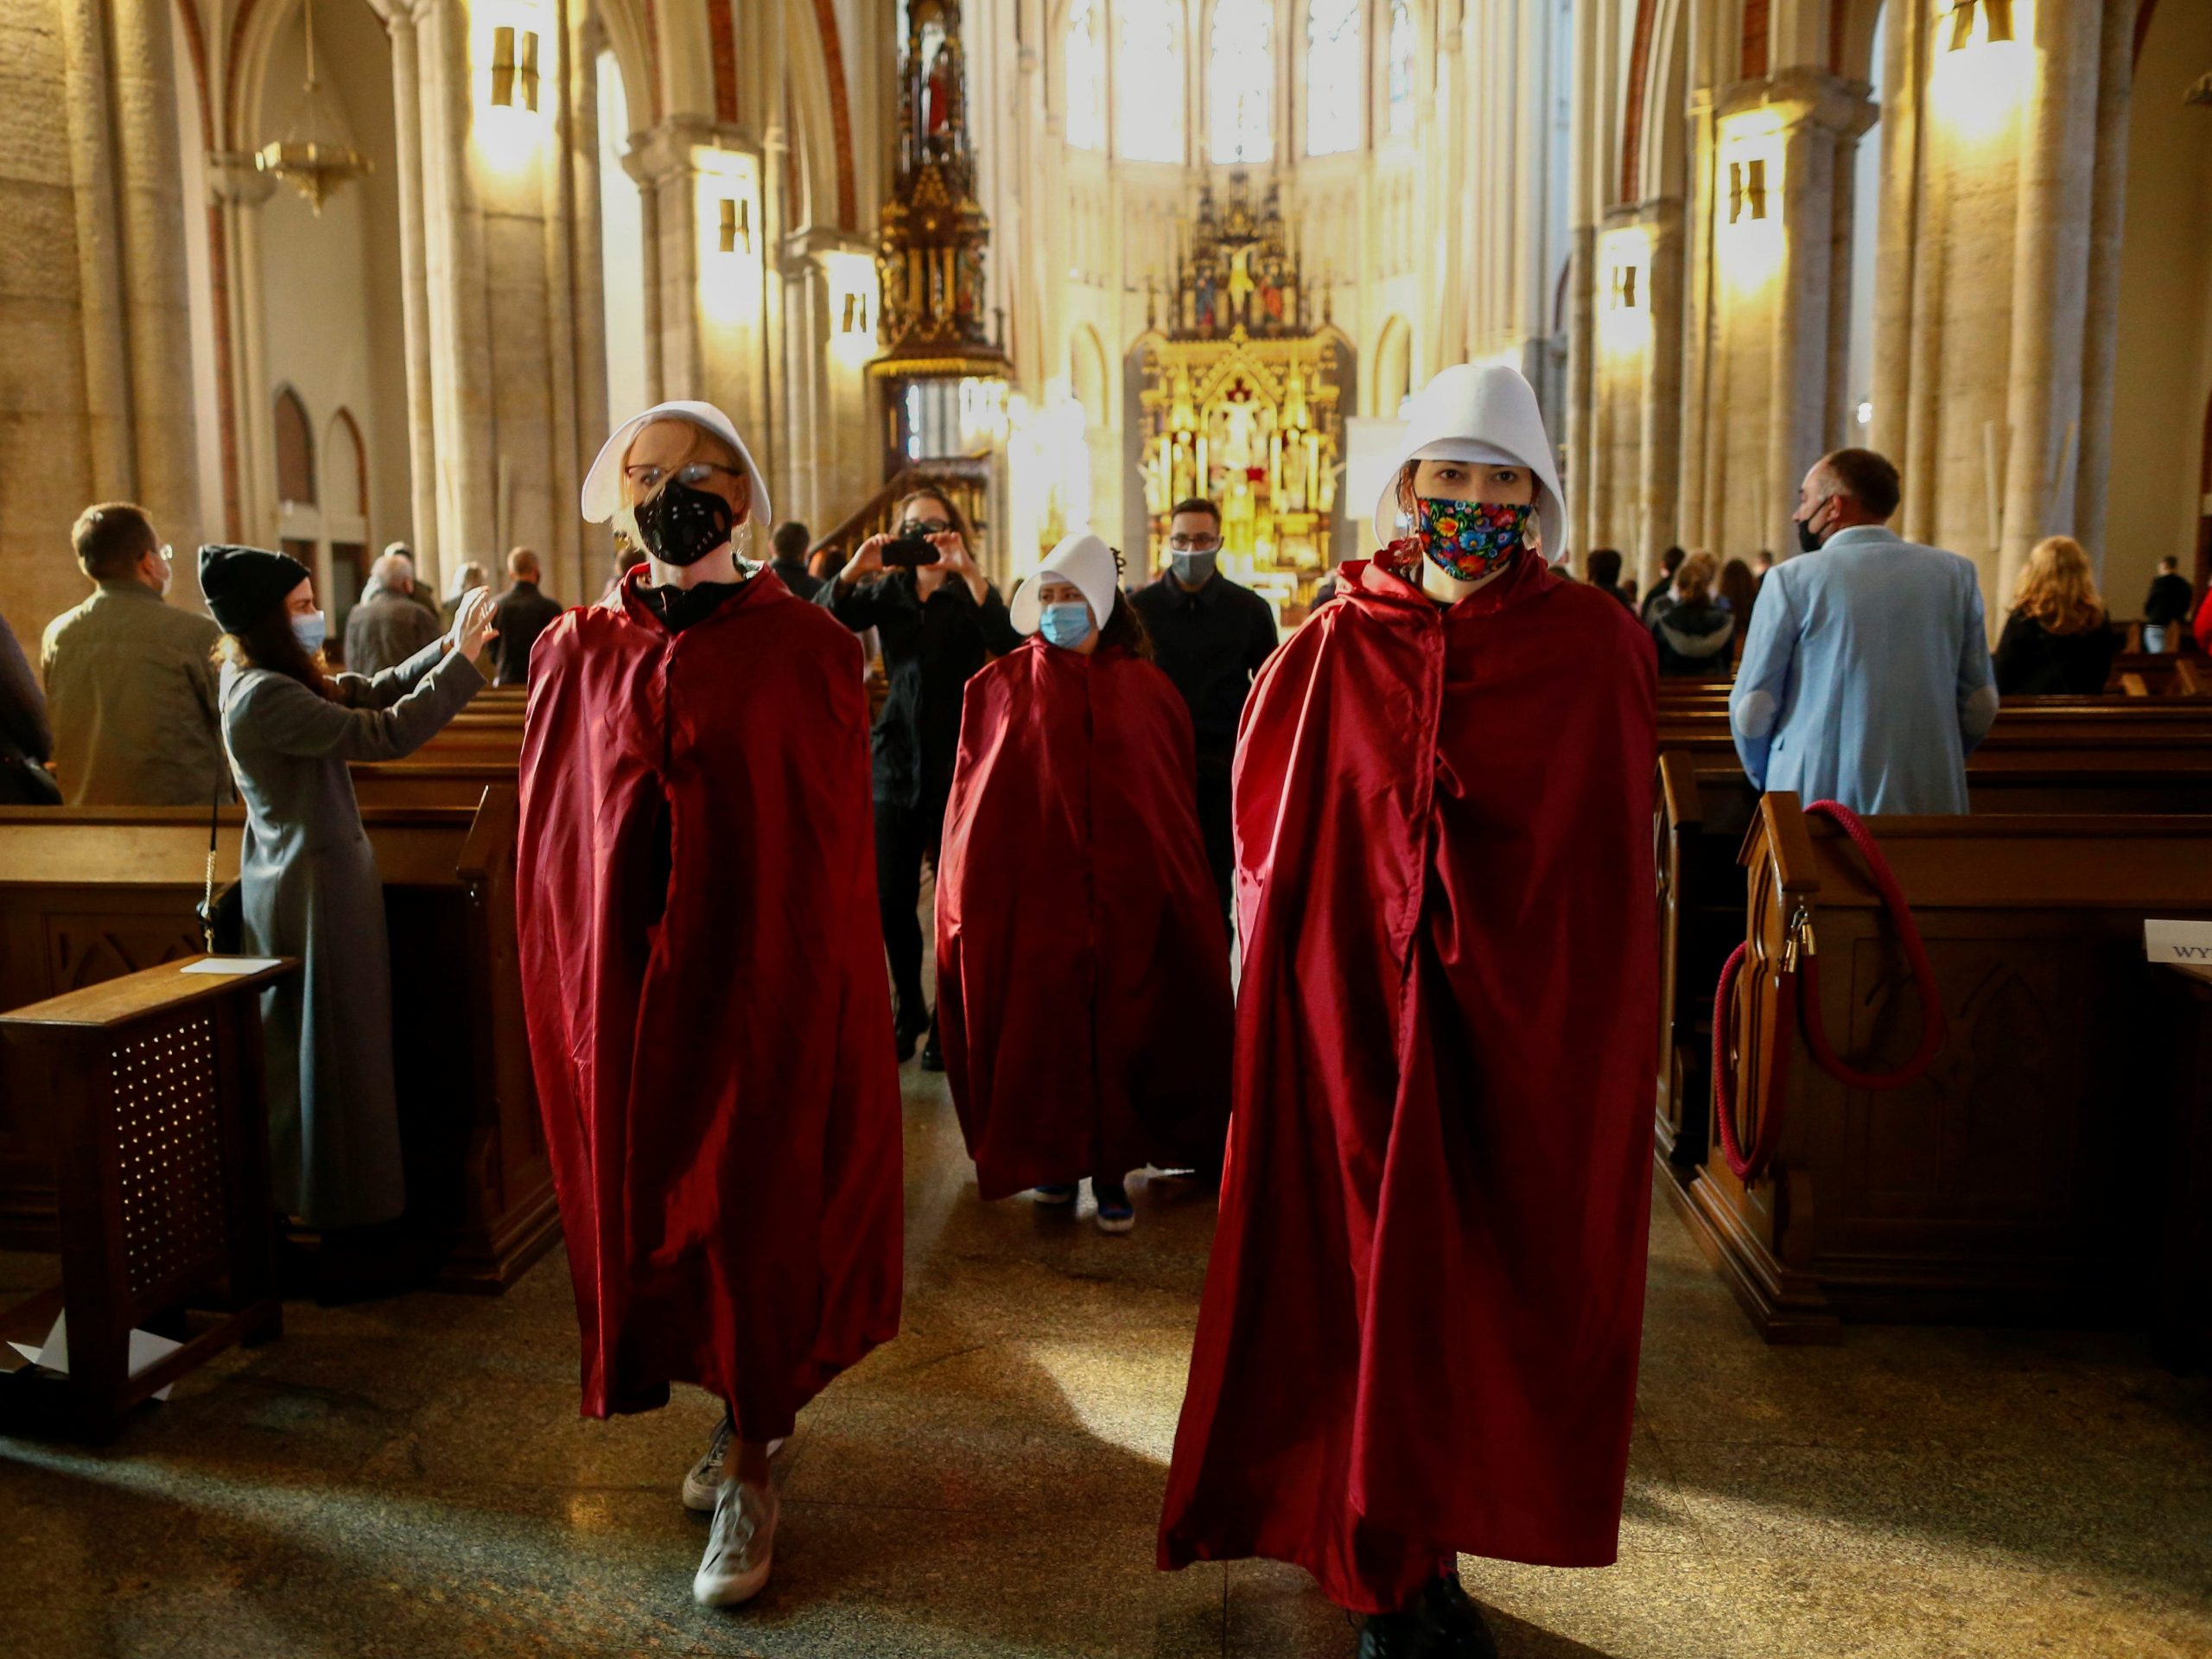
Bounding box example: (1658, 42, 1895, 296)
(343, 582, 443, 677)
(40, 582, 226, 805)
(221, 639, 485, 1227)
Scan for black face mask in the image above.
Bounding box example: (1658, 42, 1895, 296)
(1796, 497, 1829, 554)
(636, 480, 736, 568)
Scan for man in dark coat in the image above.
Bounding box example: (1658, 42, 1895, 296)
(1130, 497, 1279, 920)
(490, 547, 565, 685)
(769, 521, 826, 601)
(345, 550, 442, 675)
(817, 491, 1020, 1065)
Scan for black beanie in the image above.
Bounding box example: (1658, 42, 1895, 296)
(198, 544, 311, 634)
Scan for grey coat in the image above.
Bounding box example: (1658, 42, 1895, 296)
(221, 639, 485, 1227)
(343, 582, 442, 676)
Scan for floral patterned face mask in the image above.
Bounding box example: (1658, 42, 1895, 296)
(1414, 496, 1538, 581)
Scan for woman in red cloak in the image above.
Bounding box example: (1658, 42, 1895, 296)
(936, 532, 1232, 1233)
(1156, 365, 1659, 1658)
(517, 402, 903, 1610)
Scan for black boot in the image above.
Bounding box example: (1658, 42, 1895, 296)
(1415, 1573, 1499, 1659)
(1357, 1610, 1437, 1659)
(919, 1011, 943, 1072)
(893, 1001, 929, 1063)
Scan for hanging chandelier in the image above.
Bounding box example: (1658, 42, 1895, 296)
(255, 0, 372, 214)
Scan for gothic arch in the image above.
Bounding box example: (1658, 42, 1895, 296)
(1372, 314, 1412, 416)
(593, 0, 658, 136)
(325, 407, 368, 518)
(274, 385, 315, 507)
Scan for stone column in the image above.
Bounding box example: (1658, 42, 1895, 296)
(414, 0, 498, 584)
(2070, 0, 2137, 568)
(58, 0, 135, 505)
(1638, 198, 1685, 582)
(1762, 73, 1865, 558)
(388, 2, 441, 569)
(1561, 0, 1602, 556)
(1997, 0, 2103, 600)
(207, 155, 279, 548)
(110, 0, 203, 553)
(1677, 87, 1718, 556)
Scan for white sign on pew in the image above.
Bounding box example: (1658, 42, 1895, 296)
(2144, 920, 2212, 964)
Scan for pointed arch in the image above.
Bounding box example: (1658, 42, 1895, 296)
(274, 385, 315, 507)
(326, 407, 368, 517)
(1371, 315, 1412, 417)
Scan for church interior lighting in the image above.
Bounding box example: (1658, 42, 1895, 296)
(254, 0, 372, 215)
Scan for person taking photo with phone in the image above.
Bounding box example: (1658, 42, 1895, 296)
(820, 491, 1020, 1068)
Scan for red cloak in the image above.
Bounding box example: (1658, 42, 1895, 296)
(936, 638, 1232, 1198)
(1157, 548, 1658, 1611)
(516, 569, 903, 1435)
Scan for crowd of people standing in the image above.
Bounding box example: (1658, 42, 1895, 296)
(0, 364, 2202, 1659)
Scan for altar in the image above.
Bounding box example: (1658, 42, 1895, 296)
(1131, 173, 1353, 620)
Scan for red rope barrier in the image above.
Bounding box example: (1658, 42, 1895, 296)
(1711, 800, 1948, 1183)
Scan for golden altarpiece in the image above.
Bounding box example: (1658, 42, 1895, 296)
(1133, 173, 1352, 618)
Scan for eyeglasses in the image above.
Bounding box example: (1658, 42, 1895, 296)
(1167, 535, 1222, 552)
(623, 461, 743, 493)
(156, 543, 174, 563)
(897, 518, 952, 537)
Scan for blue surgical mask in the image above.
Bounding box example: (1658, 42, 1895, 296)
(292, 610, 327, 655)
(1170, 550, 1217, 587)
(1039, 601, 1094, 650)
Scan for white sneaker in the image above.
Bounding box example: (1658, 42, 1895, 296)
(683, 1421, 787, 1513)
(693, 1478, 778, 1607)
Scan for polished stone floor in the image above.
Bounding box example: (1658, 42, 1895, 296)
(3, 1058, 2209, 1659)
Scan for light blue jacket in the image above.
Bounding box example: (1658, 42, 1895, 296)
(1729, 526, 1998, 815)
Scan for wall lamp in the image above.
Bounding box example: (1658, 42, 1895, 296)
(1942, 0, 2014, 52)
(719, 197, 753, 255)
(490, 26, 540, 111)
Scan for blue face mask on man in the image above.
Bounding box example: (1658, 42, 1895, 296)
(292, 609, 328, 656)
(1039, 601, 1094, 650)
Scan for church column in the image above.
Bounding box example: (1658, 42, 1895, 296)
(1677, 85, 1718, 558)
(206, 156, 279, 549)
(1561, 0, 1603, 557)
(109, 0, 203, 553)
(626, 117, 770, 443)
(2072, 0, 2136, 563)
(57, 0, 137, 505)
(1996, 0, 2106, 598)
(413, 0, 497, 583)
(389, 2, 442, 568)
(1637, 198, 1685, 578)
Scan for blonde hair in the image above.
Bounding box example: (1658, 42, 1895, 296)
(2012, 536, 2105, 636)
(1674, 550, 1720, 604)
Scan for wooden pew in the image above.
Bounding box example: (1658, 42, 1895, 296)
(0, 794, 555, 1293)
(351, 761, 518, 809)
(1654, 731, 2212, 1188)
(1680, 794, 2212, 1341)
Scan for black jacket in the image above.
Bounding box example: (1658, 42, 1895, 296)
(2145, 573, 2194, 628)
(1648, 598, 1737, 677)
(820, 569, 1020, 811)
(491, 582, 566, 686)
(1993, 611, 2123, 696)
(1129, 571, 1279, 760)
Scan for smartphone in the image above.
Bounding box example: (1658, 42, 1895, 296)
(882, 536, 938, 568)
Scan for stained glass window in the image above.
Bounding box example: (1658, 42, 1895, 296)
(1209, 0, 1274, 164)
(1065, 0, 1105, 150)
(1116, 0, 1186, 162)
(1306, 0, 1362, 156)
